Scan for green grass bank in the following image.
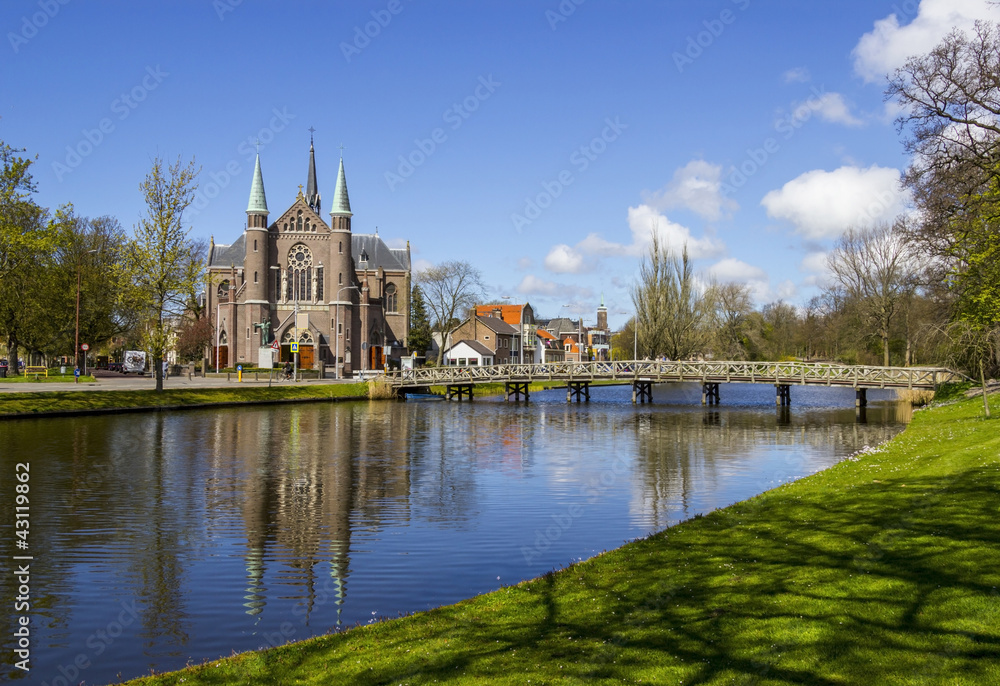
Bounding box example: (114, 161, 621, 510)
(121, 393, 1000, 685)
(0, 383, 369, 418)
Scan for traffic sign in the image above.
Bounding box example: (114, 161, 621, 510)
(271, 340, 279, 351)
(81, 343, 89, 351)
(237, 365, 243, 371)
(290, 342, 299, 353)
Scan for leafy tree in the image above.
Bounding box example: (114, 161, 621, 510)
(631, 233, 712, 360)
(417, 260, 486, 364)
(0, 140, 55, 373)
(407, 284, 432, 357)
(128, 156, 202, 391)
(174, 315, 213, 362)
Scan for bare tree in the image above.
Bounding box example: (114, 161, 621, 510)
(709, 281, 756, 360)
(417, 260, 486, 364)
(826, 222, 920, 367)
(631, 233, 712, 360)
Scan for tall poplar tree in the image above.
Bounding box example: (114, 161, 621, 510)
(129, 156, 202, 391)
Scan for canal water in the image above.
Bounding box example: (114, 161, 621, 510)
(1, 383, 912, 684)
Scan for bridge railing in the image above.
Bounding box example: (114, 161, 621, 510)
(386, 360, 960, 390)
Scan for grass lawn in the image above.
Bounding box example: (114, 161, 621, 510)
(0, 383, 369, 417)
(121, 393, 1000, 685)
(0, 372, 96, 383)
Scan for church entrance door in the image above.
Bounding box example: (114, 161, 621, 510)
(215, 347, 228, 370)
(369, 345, 383, 371)
(299, 345, 315, 370)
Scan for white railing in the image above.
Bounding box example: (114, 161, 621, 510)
(386, 360, 960, 390)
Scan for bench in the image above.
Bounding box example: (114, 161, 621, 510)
(24, 366, 48, 377)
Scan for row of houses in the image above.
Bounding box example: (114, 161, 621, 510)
(435, 300, 612, 367)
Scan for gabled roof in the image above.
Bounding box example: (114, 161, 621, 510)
(477, 316, 518, 335)
(353, 234, 410, 271)
(544, 317, 580, 336)
(209, 233, 246, 268)
(272, 197, 329, 233)
(475, 303, 531, 327)
(445, 339, 494, 357)
(535, 328, 557, 340)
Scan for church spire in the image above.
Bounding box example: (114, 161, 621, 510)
(305, 128, 321, 213)
(330, 156, 352, 218)
(247, 154, 268, 214)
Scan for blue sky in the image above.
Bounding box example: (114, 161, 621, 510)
(3, 0, 996, 329)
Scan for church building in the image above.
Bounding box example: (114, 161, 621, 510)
(206, 138, 411, 376)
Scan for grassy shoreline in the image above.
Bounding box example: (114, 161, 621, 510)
(119, 393, 1000, 685)
(0, 384, 370, 418)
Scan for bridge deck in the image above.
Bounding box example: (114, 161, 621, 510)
(386, 360, 958, 391)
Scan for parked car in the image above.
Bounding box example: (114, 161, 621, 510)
(107, 362, 123, 372)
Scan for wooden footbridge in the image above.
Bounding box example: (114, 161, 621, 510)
(384, 360, 960, 405)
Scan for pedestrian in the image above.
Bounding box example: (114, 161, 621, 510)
(283, 361, 292, 380)
(163, 360, 169, 381)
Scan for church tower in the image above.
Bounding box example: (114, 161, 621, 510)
(245, 153, 269, 305)
(597, 293, 608, 331)
(305, 131, 321, 214)
(329, 152, 356, 375)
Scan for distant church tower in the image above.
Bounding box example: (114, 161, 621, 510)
(597, 293, 608, 331)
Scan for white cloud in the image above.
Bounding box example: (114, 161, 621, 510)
(412, 258, 434, 273)
(761, 165, 909, 239)
(706, 258, 773, 302)
(517, 256, 534, 270)
(576, 204, 725, 260)
(641, 159, 738, 221)
(517, 274, 562, 296)
(783, 66, 811, 83)
(544, 244, 587, 274)
(800, 251, 832, 287)
(802, 92, 864, 127)
(706, 258, 768, 284)
(776, 280, 797, 300)
(853, 0, 996, 83)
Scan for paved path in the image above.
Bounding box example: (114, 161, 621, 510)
(0, 370, 357, 394)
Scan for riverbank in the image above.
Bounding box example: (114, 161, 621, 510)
(122, 392, 1000, 684)
(0, 383, 370, 418)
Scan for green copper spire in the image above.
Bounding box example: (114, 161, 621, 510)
(330, 157, 352, 217)
(247, 154, 268, 214)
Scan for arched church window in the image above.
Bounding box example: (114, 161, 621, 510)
(217, 280, 230, 301)
(297, 211, 303, 231)
(339, 241, 343, 254)
(305, 218, 311, 232)
(385, 283, 397, 313)
(287, 244, 313, 301)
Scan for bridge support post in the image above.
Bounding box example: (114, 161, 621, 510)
(632, 381, 652, 404)
(446, 384, 473, 401)
(775, 384, 791, 406)
(505, 382, 530, 402)
(567, 381, 590, 403)
(855, 388, 867, 408)
(702, 382, 720, 405)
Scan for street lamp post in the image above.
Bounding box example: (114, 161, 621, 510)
(75, 248, 98, 376)
(335, 285, 359, 379)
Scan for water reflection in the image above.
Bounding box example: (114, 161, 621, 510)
(0, 387, 912, 684)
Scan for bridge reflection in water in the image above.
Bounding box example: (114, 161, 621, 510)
(387, 360, 959, 405)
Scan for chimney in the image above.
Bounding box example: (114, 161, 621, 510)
(492, 308, 502, 319)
